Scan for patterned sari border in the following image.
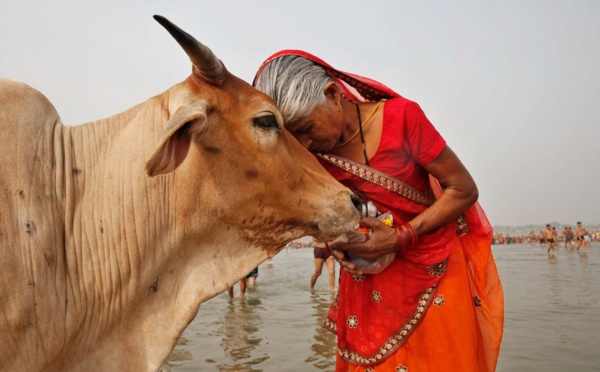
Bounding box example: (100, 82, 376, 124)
(325, 68, 396, 102)
(323, 316, 337, 334)
(333, 284, 438, 366)
(318, 153, 470, 236)
(317, 153, 435, 207)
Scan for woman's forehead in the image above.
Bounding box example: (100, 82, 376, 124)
(285, 103, 329, 132)
(284, 118, 305, 132)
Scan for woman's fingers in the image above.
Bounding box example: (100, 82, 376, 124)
(331, 248, 345, 260)
(331, 249, 358, 273)
(331, 241, 381, 260)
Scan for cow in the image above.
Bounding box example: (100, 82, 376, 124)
(0, 15, 360, 371)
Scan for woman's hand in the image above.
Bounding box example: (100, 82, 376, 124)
(330, 217, 397, 261)
(330, 249, 359, 274)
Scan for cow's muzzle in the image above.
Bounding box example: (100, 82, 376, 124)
(350, 194, 363, 213)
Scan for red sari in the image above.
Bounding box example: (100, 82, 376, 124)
(254, 51, 503, 371)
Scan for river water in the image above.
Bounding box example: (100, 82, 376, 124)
(161, 243, 599, 371)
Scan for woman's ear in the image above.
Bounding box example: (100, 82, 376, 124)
(323, 81, 342, 101)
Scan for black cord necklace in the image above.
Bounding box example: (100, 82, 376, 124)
(355, 103, 370, 166)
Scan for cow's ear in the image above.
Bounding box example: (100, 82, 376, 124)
(145, 105, 207, 177)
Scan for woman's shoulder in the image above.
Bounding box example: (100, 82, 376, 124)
(383, 97, 422, 120)
(384, 96, 422, 111)
(382, 96, 412, 124)
(384, 97, 433, 128)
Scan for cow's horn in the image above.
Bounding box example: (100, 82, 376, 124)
(154, 15, 224, 81)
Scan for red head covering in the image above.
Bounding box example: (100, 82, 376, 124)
(253, 50, 402, 103)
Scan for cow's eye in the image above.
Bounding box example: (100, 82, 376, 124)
(253, 115, 280, 132)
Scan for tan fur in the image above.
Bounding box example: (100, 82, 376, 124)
(0, 23, 359, 371)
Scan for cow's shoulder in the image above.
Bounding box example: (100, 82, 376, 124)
(0, 78, 61, 129)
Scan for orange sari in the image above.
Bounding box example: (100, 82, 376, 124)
(338, 202, 504, 372)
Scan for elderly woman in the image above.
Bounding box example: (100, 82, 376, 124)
(254, 51, 503, 372)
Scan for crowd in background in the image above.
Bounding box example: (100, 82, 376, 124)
(494, 223, 598, 246)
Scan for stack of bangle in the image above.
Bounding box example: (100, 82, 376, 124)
(395, 223, 418, 254)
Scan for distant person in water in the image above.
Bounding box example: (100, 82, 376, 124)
(498, 234, 505, 244)
(545, 224, 555, 256)
(564, 227, 574, 249)
(246, 266, 259, 286)
(227, 266, 259, 298)
(529, 231, 537, 245)
(310, 237, 336, 291)
(227, 279, 246, 298)
(576, 222, 589, 253)
(538, 230, 546, 245)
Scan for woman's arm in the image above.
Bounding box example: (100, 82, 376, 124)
(330, 145, 478, 264)
(410, 145, 478, 235)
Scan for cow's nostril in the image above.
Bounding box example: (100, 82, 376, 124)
(350, 194, 362, 213)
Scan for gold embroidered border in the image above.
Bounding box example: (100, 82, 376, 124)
(336, 284, 438, 366)
(318, 153, 434, 207)
(323, 316, 337, 334)
(318, 153, 471, 235)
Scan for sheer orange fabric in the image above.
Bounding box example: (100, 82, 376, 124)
(339, 231, 504, 372)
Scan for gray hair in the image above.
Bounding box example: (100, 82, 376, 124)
(254, 55, 334, 124)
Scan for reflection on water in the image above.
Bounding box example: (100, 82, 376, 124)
(215, 299, 267, 371)
(161, 249, 342, 372)
(497, 243, 599, 372)
(163, 244, 600, 372)
(306, 292, 337, 370)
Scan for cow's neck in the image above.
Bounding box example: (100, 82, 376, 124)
(58, 97, 171, 364)
(57, 96, 269, 369)
(62, 97, 169, 300)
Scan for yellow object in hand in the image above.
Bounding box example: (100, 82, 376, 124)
(381, 217, 393, 227)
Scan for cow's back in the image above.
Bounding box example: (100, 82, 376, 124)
(0, 79, 67, 369)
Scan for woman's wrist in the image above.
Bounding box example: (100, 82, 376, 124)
(394, 223, 418, 254)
